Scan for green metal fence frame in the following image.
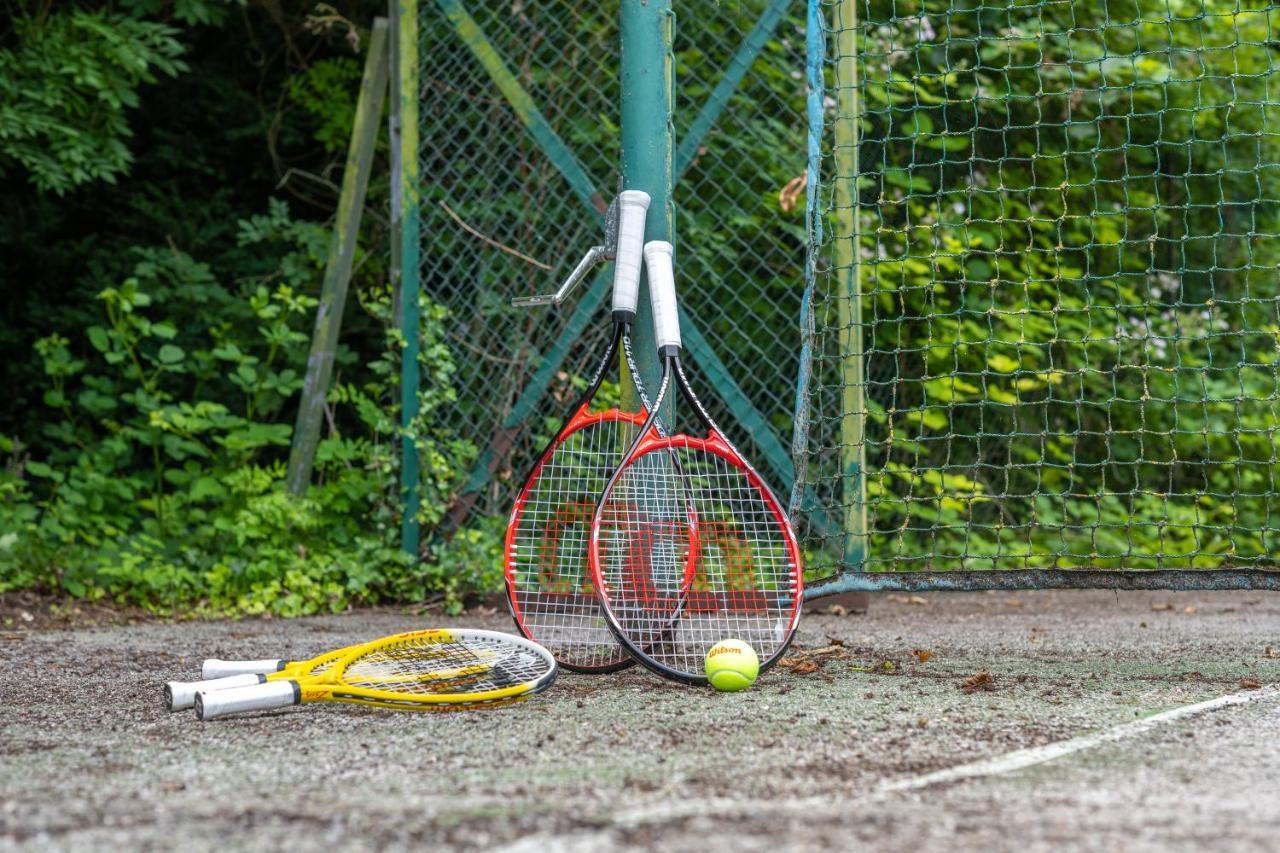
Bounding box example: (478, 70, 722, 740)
(392, 0, 1278, 593)
(396, 0, 822, 554)
(795, 0, 1280, 596)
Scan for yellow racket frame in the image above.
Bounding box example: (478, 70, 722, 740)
(194, 629, 557, 719)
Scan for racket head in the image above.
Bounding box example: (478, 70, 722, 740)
(322, 629, 558, 707)
(589, 431, 803, 684)
(505, 405, 649, 672)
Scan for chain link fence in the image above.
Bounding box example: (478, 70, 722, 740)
(795, 0, 1280, 577)
(406, 0, 810, 537)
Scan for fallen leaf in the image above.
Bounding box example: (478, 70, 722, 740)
(19, 611, 33, 623)
(912, 649, 934, 663)
(1151, 603, 1173, 612)
(1240, 679, 1262, 690)
(917, 717, 929, 728)
(827, 637, 845, 647)
(908, 595, 927, 606)
(1005, 598, 1023, 607)
(960, 671, 994, 693)
(1265, 646, 1278, 659)
(1183, 606, 1197, 615)
(790, 661, 819, 675)
(826, 605, 848, 616)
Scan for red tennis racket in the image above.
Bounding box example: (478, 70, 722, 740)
(587, 240, 803, 684)
(505, 190, 657, 672)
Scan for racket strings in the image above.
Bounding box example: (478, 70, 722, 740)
(510, 416, 644, 669)
(344, 636, 551, 696)
(597, 443, 800, 678)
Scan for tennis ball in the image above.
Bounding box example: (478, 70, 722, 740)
(704, 639, 759, 692)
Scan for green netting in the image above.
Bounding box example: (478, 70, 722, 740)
(407, 0, 809, 527)
(795, 0, 1280, 574)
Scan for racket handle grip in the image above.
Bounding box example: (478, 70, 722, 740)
(201, 658, 287, 679)
(611, 190, 651, 317)
(195, 681, 301, 721)
(643, 241, 681, 352)
(165, 673, 266, 712)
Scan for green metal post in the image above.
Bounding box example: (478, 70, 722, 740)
(834, 0, 867, 565)
(619, 0, 674, 408)
(388, 0, 403, 331)
(398, 0, 422, 555)
(287, 18, 389, 497)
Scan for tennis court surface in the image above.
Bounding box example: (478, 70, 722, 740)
(2, 589, 1277, 852)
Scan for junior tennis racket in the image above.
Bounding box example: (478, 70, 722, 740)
(587, 240, 803, 684)
(195, 629, 556, 720)
(166, 637, 399, 711)
(200, 642, 372, 678)
(505, 190, 661, 673)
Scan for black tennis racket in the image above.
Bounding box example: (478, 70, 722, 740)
(505, 190, 664, 672)
(587, 240, 803, 684)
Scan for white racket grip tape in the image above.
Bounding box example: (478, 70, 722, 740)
(611, 190, 651, 316)
(643, 241, 681, 351)
(165, 673, 265, 712)
(201, 658, 287, 679)
(195, 681, 301, 721)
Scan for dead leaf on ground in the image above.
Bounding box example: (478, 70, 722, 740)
(1005, 598, 1023, 607)
(1151, 602, 1173, 612)
(960, 671, 994, 694)
(782, 660, 820, 675)
(825, 605, 848, 616)
(887, 595, 928, 606)
(912, 649, 934, 663)
(1264, 646, 1278, 659)
(1240, 679, 1262, 690)
(1183, 606, 1197, 615)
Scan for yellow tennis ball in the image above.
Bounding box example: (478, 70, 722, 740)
(704, 639, 759, 692)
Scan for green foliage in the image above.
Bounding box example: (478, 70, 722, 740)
(0, 9, 187, 193)
(120, 0, 246, 27)
(0, 204, 492, 615)
(820, 0, 1280, 570)
(287, 57, 365, 156)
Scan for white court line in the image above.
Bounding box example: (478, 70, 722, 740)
(610, 683, 1280, 827)
(876, 682, 1280, 796)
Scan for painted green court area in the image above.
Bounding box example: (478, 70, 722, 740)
(2, 590, 1277, 851)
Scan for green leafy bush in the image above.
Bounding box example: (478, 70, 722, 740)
(0, 204, 493, 615)
(0, 9, 188, 193)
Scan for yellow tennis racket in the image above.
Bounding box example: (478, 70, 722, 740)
(166, 636, 398, 712)
(194, 629, 557, 720)
(199, 645, 374, 680)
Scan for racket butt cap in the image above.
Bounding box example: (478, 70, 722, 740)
(165, 673, 266, 712)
